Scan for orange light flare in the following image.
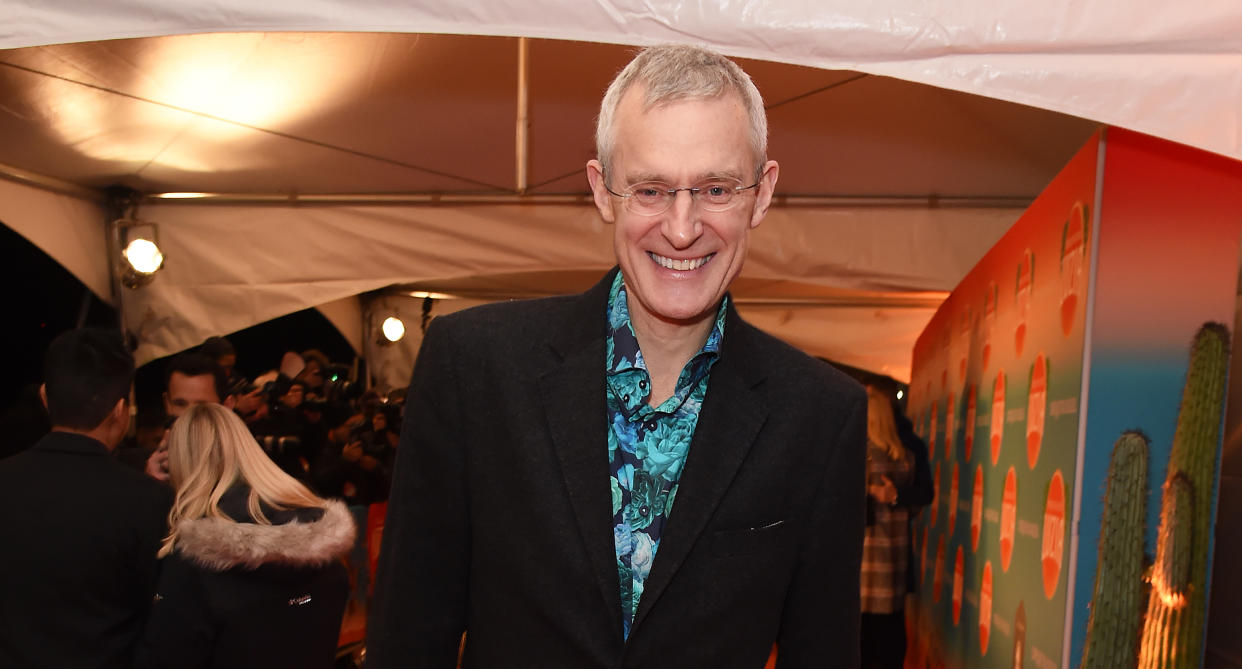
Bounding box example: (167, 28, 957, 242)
(1151, 572, 1188, 610)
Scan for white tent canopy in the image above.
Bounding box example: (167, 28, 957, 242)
(2, 2, 1239, 381)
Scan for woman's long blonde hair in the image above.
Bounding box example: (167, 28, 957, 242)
(158, 403, 327, 557)
(866, 386, 907, 462)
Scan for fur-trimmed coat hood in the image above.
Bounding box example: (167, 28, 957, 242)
(174, 492, 356, 572)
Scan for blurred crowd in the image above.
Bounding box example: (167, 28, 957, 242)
(112, 336, 401, 510)
(0, 329, 393, 668)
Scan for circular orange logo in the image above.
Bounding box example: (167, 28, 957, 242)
(953, 546, 964, 625)
(948, 462, 960, 533)
(1015, 249, 1033, 356)
(971, 464, 984, 552)
(945, 394, 956, 456)
(1000, 467, 1017, 572)
(1060, 203, 1086, 336)
(965, 384, 977, 461)
(1026, 355, 1047, 469)
(1042, 471, 1066, 598)
(990, 372, 1006, 465)
(980, 561, 994, 655)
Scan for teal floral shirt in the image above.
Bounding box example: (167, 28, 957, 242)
(605, 273, 726, 639)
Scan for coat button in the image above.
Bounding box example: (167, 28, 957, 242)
(639, 505, 650, 517)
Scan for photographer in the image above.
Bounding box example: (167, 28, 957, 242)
(248, 378, 315, 482)
(312, 406, 389, 507)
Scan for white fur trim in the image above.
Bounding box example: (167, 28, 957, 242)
(175, 499, 356, 571)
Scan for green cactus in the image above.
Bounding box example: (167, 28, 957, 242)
(1138, 322, 1230, 669)
(1082, 430, 1148, 669)
(1154, 474, 1193, 599)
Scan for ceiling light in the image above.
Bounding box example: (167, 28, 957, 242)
(381, 316, 406, 342)
(114, 219, 166, 289)
(123, 238, 164, 274)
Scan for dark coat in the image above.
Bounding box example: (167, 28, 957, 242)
(368, 269, 867, 669)
(135, 486, 355, 669)
(0, 431, 172, 669)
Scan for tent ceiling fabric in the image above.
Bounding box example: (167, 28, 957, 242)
(1, 0, 1237, 163)
(0, 32, 1098, 198)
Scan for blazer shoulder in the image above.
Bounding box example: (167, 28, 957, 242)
(732, 319, 865, 404)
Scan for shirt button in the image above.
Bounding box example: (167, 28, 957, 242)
(623, 394, 630, 403)
(645, 419, 658, 431)
(639, 380, 647, 389)
(639, 506, 650, 517)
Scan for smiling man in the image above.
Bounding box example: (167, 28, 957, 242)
(369, 45, 866, 668)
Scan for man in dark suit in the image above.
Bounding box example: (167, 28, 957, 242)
(369, 44, 866, 668)
(0, 328, 173, 668)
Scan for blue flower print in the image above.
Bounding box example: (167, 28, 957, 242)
(626, 470, 668, 532)
(608, 371, 650, 413)
(611, 413, 639, 454)
(632, 532, 656, 582)
(611, 476, 622, 516)
(614, 523, 633, 555)
(636, 421, 693, 481)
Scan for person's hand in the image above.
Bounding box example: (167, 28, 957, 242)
(234, 389, 264, 417)
(341, 441, 363, 463)
(360, 454, 380, 471)
(868, 475, 897, 505)
(145, 448, 170, 483)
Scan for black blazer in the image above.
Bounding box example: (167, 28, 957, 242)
(368, 270, 866, 668)
(0, 431, 172, 669)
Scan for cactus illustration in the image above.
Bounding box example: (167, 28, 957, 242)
(1138, 322, 1230, 669)
(1081, 431, 1148, 669)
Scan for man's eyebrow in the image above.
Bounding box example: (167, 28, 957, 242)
(622, 169, 747, 185)
(621, 171, 666, 185)
(696, 169, 746, 182)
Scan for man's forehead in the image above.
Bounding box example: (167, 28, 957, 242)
(611, 86, 755, 180)
(168, 371, 220, 401)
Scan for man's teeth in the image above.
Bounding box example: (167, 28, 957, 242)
(650, 253, 712, 271)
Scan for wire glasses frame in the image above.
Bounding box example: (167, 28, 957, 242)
(602, 175, 761, 216)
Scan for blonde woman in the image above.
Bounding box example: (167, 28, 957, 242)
(860, 385, 918, 669)
(136, 403, 355, 669)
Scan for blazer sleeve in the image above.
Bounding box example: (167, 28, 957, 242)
(366, 319, 470, 669)
(776, 392, 867, 668)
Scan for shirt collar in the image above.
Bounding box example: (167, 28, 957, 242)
(605, 272, 726, 416)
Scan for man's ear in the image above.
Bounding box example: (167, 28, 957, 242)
(222, 394, 237, 410)
(38, 384, 48, 411)
(749, 160, 780, 230)
(586, 160, 616, 224)
(111, 397, 127, 423)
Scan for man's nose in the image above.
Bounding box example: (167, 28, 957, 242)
(661, 190, 702, 249)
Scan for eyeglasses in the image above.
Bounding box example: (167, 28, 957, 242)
(603, 176, 760, 216)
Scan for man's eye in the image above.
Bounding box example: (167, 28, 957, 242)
(633, 186, 664, 198)
(704, 185, 729, 197)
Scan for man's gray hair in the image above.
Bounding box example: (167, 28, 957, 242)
(595, 44, 768, 175)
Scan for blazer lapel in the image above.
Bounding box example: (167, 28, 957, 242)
(630, 308, 769, 633)
(539, 270, 625, 638)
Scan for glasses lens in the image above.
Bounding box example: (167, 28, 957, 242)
(627, 183, 670, 214)
(697, 180, 740, 211)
